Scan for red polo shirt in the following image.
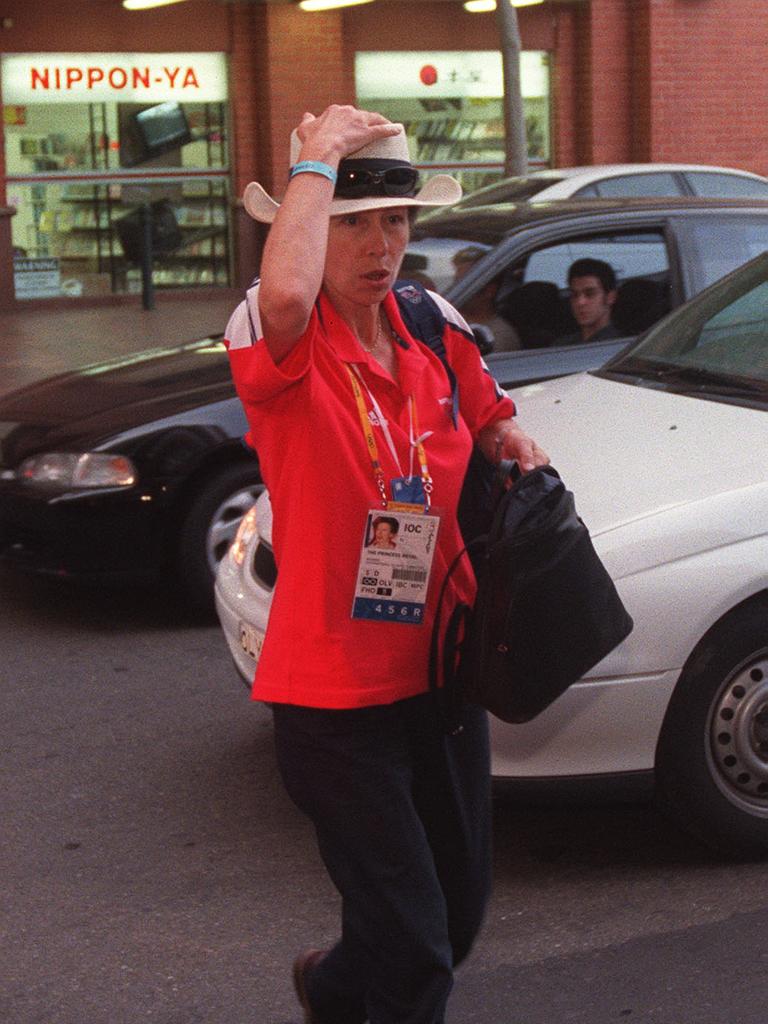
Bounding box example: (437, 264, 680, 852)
(225, 285, 515, 709)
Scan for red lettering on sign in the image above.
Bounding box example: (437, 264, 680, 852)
(23, 61, 207, 93)
(30, 68, 49, 89)
(108, 67, 128, 89)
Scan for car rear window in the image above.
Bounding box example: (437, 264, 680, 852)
(572, 172, 685, 198)
(685, 172, 768, 199)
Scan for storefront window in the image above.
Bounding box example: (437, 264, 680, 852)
(356, 51, 550, 194)
(2, 52, 231, 300)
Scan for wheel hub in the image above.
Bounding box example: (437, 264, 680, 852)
(709, 655, 768, 810)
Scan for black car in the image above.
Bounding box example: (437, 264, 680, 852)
(0, 337, 261, 613)
(3, 196, 768, 611)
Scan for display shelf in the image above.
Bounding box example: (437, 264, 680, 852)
(57, 184, 229, 289)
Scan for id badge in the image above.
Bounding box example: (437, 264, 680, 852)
(352, 508, 440, 625)
(390, 475, 426, 506)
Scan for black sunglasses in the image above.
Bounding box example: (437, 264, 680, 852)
(334, 164, 420, 199)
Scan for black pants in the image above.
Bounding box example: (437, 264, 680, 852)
(272, 693, 492, 1024)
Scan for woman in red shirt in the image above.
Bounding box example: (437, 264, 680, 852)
(226, 104, 548, 1024)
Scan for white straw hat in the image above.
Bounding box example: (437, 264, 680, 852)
(243, 123, 462, 224)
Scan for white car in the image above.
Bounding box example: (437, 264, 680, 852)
(426, 162, 768, 212)
(215, 251, 768, 858)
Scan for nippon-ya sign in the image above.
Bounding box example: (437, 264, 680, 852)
(356, 51, 548, 100)
(1, 53, 228, 104)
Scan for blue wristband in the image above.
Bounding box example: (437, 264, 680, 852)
(289, 160, 338, 185)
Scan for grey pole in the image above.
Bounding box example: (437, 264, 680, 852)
(140, 203, 155, 311)
(496, 0, 528, 176)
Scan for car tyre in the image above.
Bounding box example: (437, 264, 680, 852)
(655, 601, 768, 859)
(177, 461, 264, 616)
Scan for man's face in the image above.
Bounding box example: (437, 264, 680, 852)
(569, 274, 616, 337)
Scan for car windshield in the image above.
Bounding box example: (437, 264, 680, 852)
(600, 252, 768, 403)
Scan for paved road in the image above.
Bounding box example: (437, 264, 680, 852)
(3, 565, 768, 1024)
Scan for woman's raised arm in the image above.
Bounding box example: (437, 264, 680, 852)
(258, 106, 401, 363)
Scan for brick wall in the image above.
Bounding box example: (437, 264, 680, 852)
(560, 0, 635, 167)
(629, 0, 653, 161)
(569, 0, 768, 175)
(585, 0, 634, 164)
(228, 2, 267, 285)
(343, 1, 557, 52)
(550, 6, 578, 167)
(256, 6, 347, 200)
(645, 0, 768, 175)
(0, 0, 228, 51)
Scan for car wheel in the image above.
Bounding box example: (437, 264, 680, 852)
(655, 602, 768, 859)
(177, 461, 264, 615)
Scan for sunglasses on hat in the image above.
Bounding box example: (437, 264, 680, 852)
(334, 163, 420, 199)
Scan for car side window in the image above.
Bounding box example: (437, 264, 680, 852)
(521, 232, 669, 286)
(477, 230, 671, 350)
(685, 172, 768, 199)
(683, 215, 768, 293)
(573, 173, 685, 198)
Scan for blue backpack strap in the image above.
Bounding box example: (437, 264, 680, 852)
(394, 280, 459, 429)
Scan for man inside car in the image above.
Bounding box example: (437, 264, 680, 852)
(559, 257, 622, 344)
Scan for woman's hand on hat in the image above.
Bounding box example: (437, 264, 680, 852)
(296, 105, 402, 164)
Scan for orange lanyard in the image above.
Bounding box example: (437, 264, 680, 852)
(344, 364, 432, 509)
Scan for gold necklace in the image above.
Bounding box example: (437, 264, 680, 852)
(359, 314, 388, 353)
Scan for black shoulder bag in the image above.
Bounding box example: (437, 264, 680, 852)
(430, 461, 634, 731)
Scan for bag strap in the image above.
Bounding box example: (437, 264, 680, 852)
(394, 279, 446, 352)
(428, 541, 477, 735)
(428, 459, 524, 733)
(394, 281, 460, 430)
(491, 458, 521, 504)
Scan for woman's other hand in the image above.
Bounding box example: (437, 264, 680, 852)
(478, 418, 550, 473)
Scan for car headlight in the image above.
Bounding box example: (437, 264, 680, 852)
(230, 505, 259, 566)
(19, 452, 137, 490)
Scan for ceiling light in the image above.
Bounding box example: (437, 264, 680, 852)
(123, 0, 190, 9)
(299, 0, 375, 10)
(464, 0, 544, 11)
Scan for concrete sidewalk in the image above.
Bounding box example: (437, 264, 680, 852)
(0, 289, 241, 398)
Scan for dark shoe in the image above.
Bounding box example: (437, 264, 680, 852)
(292, 949, 327, 1024)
